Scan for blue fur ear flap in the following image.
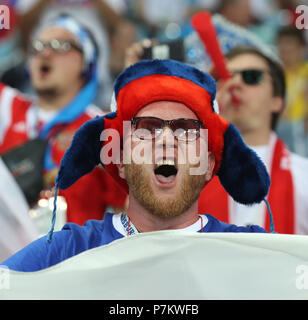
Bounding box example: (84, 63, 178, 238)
(217, 123, 270, 205)
(56, 112, 117, 190)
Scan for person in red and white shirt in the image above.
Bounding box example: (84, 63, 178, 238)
(0, 15, 127, 226)
(198, 46, 308, 235)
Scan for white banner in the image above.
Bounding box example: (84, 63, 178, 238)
(1, 231, 308, 300)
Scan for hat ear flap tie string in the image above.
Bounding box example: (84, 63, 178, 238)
(46, 185, 59, 243)
(45, 113, 118, 243)
(264, 198, 276, 233)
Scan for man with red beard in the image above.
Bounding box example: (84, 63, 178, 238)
(2, 59, 271, 272)
(118, 100, 212, 231)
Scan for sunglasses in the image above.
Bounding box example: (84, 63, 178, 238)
(213, 69, 270, 85)
(131, 117, 204, 142)
(229, 69, 270, 85)
(30, 39, 83, 55)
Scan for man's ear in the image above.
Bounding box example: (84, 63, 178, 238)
(205, 151, 215, 182)
(271, 96, 284, 113)
(117, 150, 126, 179)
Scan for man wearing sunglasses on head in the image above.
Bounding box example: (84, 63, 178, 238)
(2, 59, 273, 272)
(0, 15, 127, 227)
(199, 46, 308, 235)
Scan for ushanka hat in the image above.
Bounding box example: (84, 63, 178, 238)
(47, 59, 273, 241)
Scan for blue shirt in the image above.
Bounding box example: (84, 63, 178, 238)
(1, 213, 266, 272)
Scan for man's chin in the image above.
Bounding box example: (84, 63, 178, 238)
(125, 163, 205, 219)
(35, 87, 58, 99)
(132, 182, 186, 219)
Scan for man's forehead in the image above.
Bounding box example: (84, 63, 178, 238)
(36, 26, 79, 43)
(135, 101, 199, 120)
(227, 53, 269, 70)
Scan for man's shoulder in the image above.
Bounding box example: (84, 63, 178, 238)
(290, 152, 308, 168)
(69, 104, 105, 128)
(84, 104, 105, 119)
(275, 135, 308, 172)
(203, 214, 267, 233)
(289, 152, 308, 206)
(0, 83, 33, 105)
(61, 214, 118, 244)
(289, 151, 308, 185)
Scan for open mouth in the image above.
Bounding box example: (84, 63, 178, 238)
(40, 64, 52, 77)
(154, 160, 178, 185)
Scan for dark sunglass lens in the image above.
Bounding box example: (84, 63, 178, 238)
(242, 70, 263, 85)
(134, 118, 163, 139)
(135, 118, 163, 130)
(172, 119, 200, 141)
(171, 119, 198, 131)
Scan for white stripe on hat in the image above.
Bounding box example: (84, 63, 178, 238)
(53, 16, 96, 70)
(110, 91, 117, 112)
(213, 99, 220, 114)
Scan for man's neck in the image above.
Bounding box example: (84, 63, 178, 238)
(240, 128, 271, 147)
(37, 85, 82, 111)
(126, 196, 200, 232)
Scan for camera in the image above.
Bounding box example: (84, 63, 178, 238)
(141, 39, 185, 62)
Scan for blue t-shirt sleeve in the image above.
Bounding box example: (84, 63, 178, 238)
(203, 214, 268, 233)
(1, 231, 70, 272)
(1, 219, 110, 272)
(222, 223, 267, 233)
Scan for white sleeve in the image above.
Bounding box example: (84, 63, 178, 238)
(291, 153, 308, 235)
(0, 158, 39, 262)
(0, 84, 15, 145)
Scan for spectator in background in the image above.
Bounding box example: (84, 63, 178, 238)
(216, 0, 255, 27)
(131, 0, 216, 41)
(276, 26, 308, 157)
(198, 46, 308, 235)
(277, 0, 303, 27)
(109, 19, 138, 81)
(14, 0, 124, 109)
(0, 15, 127, 227)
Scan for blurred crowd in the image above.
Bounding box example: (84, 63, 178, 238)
(0, 0, 308, 260)
(1, 0, 308, 155)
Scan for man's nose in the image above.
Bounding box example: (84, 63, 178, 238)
(36, 46, 54, 58)
(162, 126, 176, 141)
(229, 72, 243, 85)
(224, 73, 242, 98)
(155, 126, 177, 148)
(154, 126, 177, 160)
